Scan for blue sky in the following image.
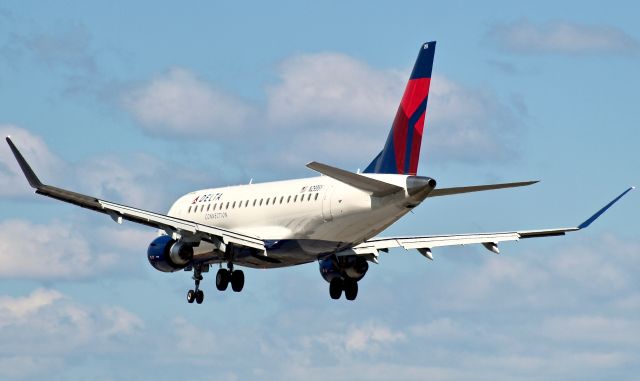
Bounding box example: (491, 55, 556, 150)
(0, 1, 638, 380)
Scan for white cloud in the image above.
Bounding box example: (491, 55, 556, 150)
(0, 219, 121, 280)
(424, 75, 521, 163)
(262, 55, 521, 170)
(2, 125, 206, 211)
(267, 52, 404, 126)
(75, 152, 201, 211)
(0, 125, 63, 197)
(121, 67, 254, 138)
(118, 52, 523, 172)
(0, 355, 64, 380)
(0, 288, 143, 378)
(304, 321, 406, 358)
(489, 19, 640, 55)
(428, 234, 640, 312)
(541, 315, 640, 346)
(1, 21, 97, 74)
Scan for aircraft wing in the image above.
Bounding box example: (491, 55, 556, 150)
(5, 137, 265, 253)
(351, 187, 634, 261)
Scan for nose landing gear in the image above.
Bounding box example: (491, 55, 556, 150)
(187, 265, 205, 304)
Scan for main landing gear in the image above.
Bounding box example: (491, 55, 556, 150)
(329, 277, 359, 301)
(215, 263, 244, 292)
(186, 263, 245, 304)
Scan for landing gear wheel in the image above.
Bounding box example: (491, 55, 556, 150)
(187, 289, 196, 303)
(231, 270, 245, 292)
(195, 290, 204, 304)
(344, 279, 358, 301)
(216, 268, 230, 291)
(329, 278, 344, 300)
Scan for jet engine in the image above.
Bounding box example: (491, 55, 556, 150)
(319, 254, 369, 283)
(147, 235, 194, 272)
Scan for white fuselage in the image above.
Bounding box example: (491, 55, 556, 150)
(166, 174, 419, 268)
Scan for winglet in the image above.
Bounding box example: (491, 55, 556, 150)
(577, 187, 634, 229)
(5, 137, 43, 189)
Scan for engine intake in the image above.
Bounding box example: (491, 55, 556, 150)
(147, 235, 194, 272)
(319, 254, 369, 283)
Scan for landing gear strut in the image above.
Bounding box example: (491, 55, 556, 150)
(187, 265, 205, 304)
(329, 277, 358, 301)
(216, 263, 244, 292)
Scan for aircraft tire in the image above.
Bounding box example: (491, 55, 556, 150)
(329, 278, 343, 300)
(344, 279, 358, 301)
(231, 270, 245, 292)
(216, 269, 230, 291)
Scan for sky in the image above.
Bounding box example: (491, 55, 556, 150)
(0, 1, 638, 380)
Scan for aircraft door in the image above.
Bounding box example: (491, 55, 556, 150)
(322, 185, 333, 222)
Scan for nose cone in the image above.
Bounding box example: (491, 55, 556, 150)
(406, 176, 437, 199)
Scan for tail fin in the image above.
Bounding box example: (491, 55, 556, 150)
(364, 41, 435, 175)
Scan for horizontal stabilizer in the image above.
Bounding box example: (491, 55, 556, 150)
(428, 181, 538, 197)
(306, 161, 403, 197)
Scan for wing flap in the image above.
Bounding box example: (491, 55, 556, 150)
(358, 232, 521, 252)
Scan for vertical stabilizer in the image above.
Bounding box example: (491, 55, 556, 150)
(364, 41, 435, 175)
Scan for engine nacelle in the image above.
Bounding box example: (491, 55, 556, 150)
(319, 254, 369, 283)
(147, 235, 194, 273)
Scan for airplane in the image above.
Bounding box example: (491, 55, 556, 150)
(6, 41, 633, 304)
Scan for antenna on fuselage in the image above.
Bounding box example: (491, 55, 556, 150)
(249, 178, 253, 184)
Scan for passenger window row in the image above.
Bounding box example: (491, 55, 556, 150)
(187, 192, 320, 213)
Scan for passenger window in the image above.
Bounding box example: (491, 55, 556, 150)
(280, 196, 284, 204)
(213, 203, 217, 210)
(307, 194, 312, 201)
(294, 195, 297, 202)
(232, 201, 236, 208)
(226, 202, 229, 209)
(315, 193, 319, 201)
(200, 205, 204, 212)
(260, 199, 263, 206)
(188, 206, 192, 213)
(266, 198, 270, 206)
(253, 199, 257, 206)
(245, 200, 249, 207)
(207, 204, 210, 211)
(287, 195, 291, 203)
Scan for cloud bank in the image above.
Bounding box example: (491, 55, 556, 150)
(488, 19, 640, 55)
(119, 52, 525, 171)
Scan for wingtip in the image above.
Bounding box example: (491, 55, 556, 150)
(5, 136, 43, 189)
(577, 187, 634, 230)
